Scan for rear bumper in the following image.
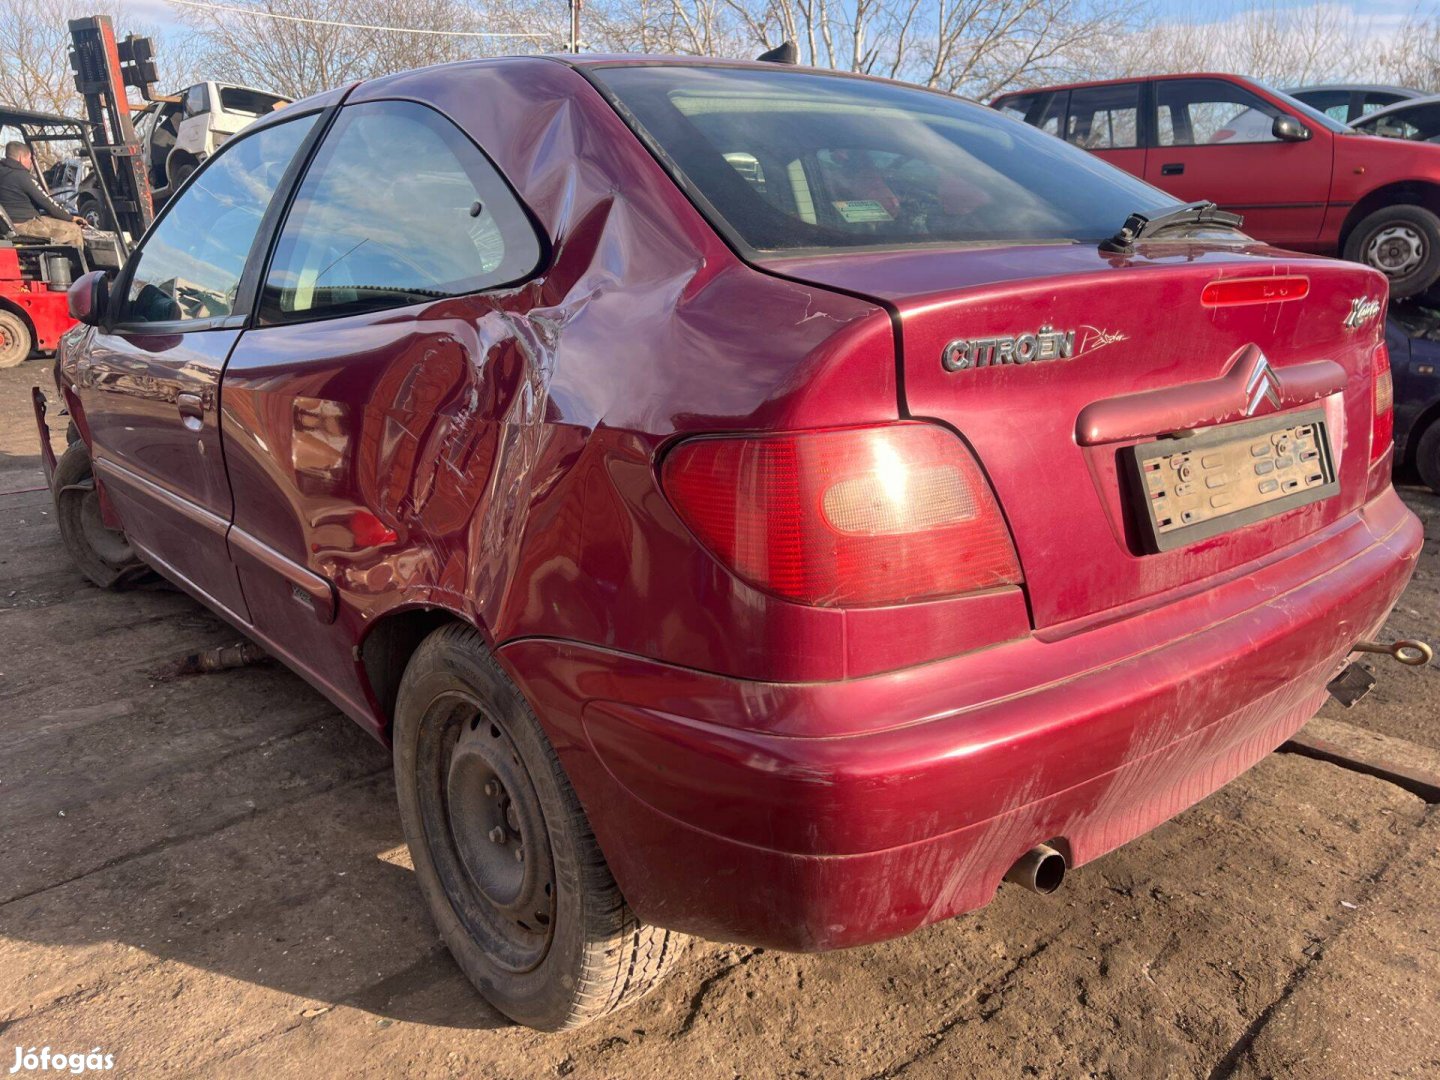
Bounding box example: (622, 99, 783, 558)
(500, 489, 1423, 951)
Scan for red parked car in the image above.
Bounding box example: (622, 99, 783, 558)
(992, 73, 1440, 298)
(36, 56, 1424, 1030)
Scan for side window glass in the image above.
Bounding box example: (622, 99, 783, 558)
(1300, 91, 1348, 122)
(995, 94, 1035, 124)
(122, 113, 316, 325)
(1361, 93, 1399, 116)
(1034, 92, 1067, 137)
(1066, 85, 1139, 149)
(260, 100, 541, 324)
(1158, 79, 1281, 146)
(1373, 105, 1440, 141)
(998, 92, 1065, 137)
(185, 84, 209, 117)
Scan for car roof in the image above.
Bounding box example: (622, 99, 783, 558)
(329, 53, 994, 109)
(0, 106, 87, 130)
(991, 72, 1262, 99)
(1287, 83, 1424, 98)
(265, 52, 1009, 133)
(1354, 92, 1440, 125)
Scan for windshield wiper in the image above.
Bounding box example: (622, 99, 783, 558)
(1100, 200, 1245, 254)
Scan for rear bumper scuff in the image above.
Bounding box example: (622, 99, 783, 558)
(500, 488, 1423, 950)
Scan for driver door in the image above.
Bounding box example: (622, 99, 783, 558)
(76, 112, 320, 620)
(1143, 77, 1333, 249)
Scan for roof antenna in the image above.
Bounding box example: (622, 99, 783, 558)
(756, 41, 798, 64)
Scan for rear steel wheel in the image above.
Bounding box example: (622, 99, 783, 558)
(393, 623, 682, 1030)
(425, 691, 557, 973)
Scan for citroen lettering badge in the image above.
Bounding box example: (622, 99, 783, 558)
(940, 325, 1127, 372)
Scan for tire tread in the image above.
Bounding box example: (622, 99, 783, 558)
(398, 623, 682, 1030)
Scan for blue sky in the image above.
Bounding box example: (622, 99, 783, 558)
(1149, 0, 1419, 26)
(114, 0, 1431, 39)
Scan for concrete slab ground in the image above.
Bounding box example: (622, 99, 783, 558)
(2, 361, 1437, 1079)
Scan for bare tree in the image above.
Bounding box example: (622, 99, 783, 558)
(0, 0, 200, 118)
(5, 0, 1434, 138)
(908, 0, 1146, 97)
(1379, 10, 1440, 93)
(586, 0, 1143, 98)
(178, 0, 560, 98)
(1086, 2, 1376, 88)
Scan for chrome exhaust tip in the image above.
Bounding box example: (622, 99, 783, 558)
(1004, 844, 1067, 894)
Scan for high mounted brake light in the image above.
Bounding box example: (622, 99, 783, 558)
(1200, 276, 1310, 307)
(661, 423, 1023, 607)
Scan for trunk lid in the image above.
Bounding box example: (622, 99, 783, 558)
(766, 241, 1388, 629)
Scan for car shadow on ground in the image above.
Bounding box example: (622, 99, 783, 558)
(0, 549, 516, 1032)
(0, 448, 49, 490)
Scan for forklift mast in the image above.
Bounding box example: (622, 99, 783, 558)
(68, 15, 157, 241)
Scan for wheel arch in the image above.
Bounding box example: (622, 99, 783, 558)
(358, 604, 474, 738)
(1339, 181, 1440, 250)
(165, 148, 200, 188)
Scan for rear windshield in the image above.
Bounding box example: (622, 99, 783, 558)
(593, 65, 1173, 255)
(219, 87, 288, 117)
(1255, 83, 1351, 134)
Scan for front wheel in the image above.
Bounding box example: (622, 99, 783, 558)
(53, 441, 148, 588)
(1343, 205, 1440, 299)
(393, 623, 682, 1030)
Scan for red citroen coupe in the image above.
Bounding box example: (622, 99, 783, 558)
(36, 56, 1423, 1030)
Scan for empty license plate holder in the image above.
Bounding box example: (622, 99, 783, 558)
(1127, 408, 1338, 553)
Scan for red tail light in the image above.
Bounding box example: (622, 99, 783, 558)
(1372, 342, 1393, 462)
(661, 424, 1022, 607)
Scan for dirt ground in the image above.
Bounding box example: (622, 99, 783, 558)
(1, 359, 1438, 1080)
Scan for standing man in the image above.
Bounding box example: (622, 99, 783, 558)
(0, 141, 88, 248)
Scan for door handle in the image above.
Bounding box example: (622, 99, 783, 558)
(177, 392, 205, 430)
(1161, 163, 1185, 176)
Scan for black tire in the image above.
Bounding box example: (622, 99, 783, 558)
(168, 157, 197, 190)
(76, 193, 110, 231)
(0, 309, 32, 368)
(393, 623, 682, 1030)
(1343, 205, 1440, 299)
(1416, 419, 1440, 495)
(53, 441, 149, 589)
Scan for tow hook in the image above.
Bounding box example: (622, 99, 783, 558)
(1351, 639, 1434, 667)
(1327, 639, 1433, 709)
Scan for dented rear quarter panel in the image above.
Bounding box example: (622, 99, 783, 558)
(216, 58, 903, 733)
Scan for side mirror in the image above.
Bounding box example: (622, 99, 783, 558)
(1273, 115, 1311, 142)
(67, 270, 111, 326)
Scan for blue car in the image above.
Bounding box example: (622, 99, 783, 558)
(1388, 304, 1440, 492)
